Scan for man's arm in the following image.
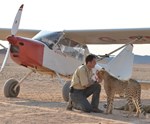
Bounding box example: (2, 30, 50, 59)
(79, 70, 93, 88)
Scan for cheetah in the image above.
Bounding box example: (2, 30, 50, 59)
(97, 69, 146, 117)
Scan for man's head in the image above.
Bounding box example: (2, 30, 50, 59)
(85, 54, 97, 69)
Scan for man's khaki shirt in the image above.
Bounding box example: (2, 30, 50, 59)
(70, 65, 94, 90)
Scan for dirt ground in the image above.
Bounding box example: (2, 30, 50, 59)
(0, 55, 150, 124)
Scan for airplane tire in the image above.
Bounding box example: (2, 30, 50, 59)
(3, 79, 20, 97)
(62, 80, 71, 102)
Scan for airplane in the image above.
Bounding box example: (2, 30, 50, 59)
(0, 4, 150, 101)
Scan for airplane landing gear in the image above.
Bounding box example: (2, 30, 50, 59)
(3, 79, 20, 97)
(3, 70, 34, 98)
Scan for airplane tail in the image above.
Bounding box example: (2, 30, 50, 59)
(95, 44, 134, 80)
(105, 44, 134, 80)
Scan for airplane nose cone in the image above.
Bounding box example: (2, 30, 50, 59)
(7, 35, 17, 44)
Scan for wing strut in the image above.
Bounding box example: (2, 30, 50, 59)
(97, 36, 143, 61)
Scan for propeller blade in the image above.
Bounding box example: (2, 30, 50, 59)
(0, 44, 11, 72)
(11, 4, 24, 35)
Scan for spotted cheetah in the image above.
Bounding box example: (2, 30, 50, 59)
(97, 69, 146, 117)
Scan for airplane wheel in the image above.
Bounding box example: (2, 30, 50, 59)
(62, 80, 71, 102)
(3, 79, 20, 97)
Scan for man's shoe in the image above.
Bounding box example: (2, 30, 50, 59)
(66, 105, 72, 111)
(66, 101, 73, 111)
(92, 108, 104, 113)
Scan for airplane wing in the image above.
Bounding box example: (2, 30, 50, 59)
(0, 28, 40, 40)
(1, 28, 150, 44)
(64, 28, 150, 44)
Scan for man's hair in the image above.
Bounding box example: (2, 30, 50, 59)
(85, 54, 96, 64)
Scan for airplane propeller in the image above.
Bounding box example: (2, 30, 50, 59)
(0, 4, 24, 72)
(11, 4, 24, 36)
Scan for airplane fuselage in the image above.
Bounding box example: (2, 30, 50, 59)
(7, 31, 88, 76)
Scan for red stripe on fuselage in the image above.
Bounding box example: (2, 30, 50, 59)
(7, 36, 44, 68)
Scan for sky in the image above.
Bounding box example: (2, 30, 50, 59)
(0, 0, 150, 55)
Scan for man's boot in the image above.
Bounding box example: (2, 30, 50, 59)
(66, 99, 73, 111)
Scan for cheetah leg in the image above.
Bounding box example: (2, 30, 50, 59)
(133, 98, 140, 117)
(109, 93, 114, 114)
(136, 91, 146, 116)
(106, 93, 114, 114)
(109, 98, 114, 114)
(105, 87, 110, 114)
(135, 98, 146, 117)
(106, 96, 111, 114)
(127, 97, 134, 117)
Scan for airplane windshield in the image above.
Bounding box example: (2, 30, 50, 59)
(33, 31, 62, 49)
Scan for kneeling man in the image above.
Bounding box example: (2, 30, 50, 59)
(67, 54, 103, 113)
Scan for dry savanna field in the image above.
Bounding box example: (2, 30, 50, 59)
(0, 54, 150, 124)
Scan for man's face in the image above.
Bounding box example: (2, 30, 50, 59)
(89, 58, 96, 68)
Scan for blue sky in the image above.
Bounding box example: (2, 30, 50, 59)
(0, 0, 150, 55)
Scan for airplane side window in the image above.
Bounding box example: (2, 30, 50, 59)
(61, 45, 76, 57)
(74, 47, 84, 61)
(57, 38, 84, 60)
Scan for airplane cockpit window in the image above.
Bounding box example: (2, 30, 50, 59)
(33, 31, 87, 61)
(58, 38, 85, 61)
(33, 31, 63, 49)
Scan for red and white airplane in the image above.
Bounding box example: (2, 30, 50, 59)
(0, 4, 150, 100)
